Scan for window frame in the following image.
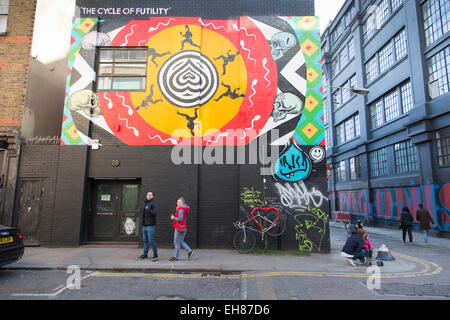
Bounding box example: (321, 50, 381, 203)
(96, 47, 149, 92)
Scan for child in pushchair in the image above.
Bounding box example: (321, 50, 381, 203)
(361, 229, 383, 266)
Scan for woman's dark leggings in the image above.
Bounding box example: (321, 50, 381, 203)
(402, 225, 413, 242)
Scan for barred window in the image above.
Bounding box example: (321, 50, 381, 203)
(394, 140, 418, 173)
(0, 0, 9, 34)
(97, 48, 148, 91)
(436, 128, 450, 166)
(401, 81, 414, 113)
(336, 160, 347, 182)
(350, 156, 362, 180)
(365, 56, 379, 83)
(428, 46, 450, 99)
(422, 0, 450, 46)
(370, 147, 388, 177)
(379, 42, 394, 74)
(384, 90, 400, 122)
(394, 29, 408, 60)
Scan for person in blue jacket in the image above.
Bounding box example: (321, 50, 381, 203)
(342, 228, 366, 266)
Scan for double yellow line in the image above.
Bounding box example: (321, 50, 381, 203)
(92, 251, 442, 280)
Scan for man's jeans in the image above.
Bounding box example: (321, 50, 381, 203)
(352, 249, 366, 260)
(143, 226, 157, 256)
(174, 230, 191, 259)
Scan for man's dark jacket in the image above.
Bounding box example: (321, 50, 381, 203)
(342, 234, 364, 255)
(141, 198, 157, 226)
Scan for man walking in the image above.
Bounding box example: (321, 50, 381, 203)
(416, 203, 435, 245)
(137, 192, 158, 261)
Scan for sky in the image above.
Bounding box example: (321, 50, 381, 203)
(315, 0, 347, 33)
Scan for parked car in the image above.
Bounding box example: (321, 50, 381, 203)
(0, 225, 24, 267)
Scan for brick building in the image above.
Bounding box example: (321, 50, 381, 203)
(0, 0, 36, 228)
(9, 0, 330, 252)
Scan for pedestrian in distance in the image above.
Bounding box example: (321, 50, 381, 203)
(416, 203, 435, 245)
(399, 206, 414, 244)
(137, 192, 158, 261)
(170, 197, 194, 261)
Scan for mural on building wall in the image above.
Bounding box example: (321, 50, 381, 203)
(62, 3, 327, 252)
(61, 16, 323, 147)
(334, 182, 450, 231)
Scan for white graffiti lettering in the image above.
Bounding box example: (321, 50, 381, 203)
(275, 181, 328, 209)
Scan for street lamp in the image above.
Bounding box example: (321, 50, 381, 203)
(323, 85, 370, 96)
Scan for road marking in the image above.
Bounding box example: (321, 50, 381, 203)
(91, 251, 442, 280)
(11, 271, 99, 297)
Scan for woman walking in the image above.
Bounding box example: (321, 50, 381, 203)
(170, 197, 194, 261)
(400, 207, 414, 243)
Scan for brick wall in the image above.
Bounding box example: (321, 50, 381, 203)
(0, 0, 36, 132)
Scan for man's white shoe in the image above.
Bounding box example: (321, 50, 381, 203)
(348, 258, 356, 266)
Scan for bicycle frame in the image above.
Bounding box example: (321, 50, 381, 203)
(233, 207, 280, 240)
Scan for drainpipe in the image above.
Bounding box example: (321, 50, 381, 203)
(0, 144, 11, 224)
(10, 130, 22, 227)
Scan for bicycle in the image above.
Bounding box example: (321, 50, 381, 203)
(232, 206, 287, 253)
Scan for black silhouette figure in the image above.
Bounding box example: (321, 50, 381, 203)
(136, 84, 162, 111)
(148, 48, 170, 68)
(177, 108, 200, 136)
(180, 25, 200, 50)
(214, 50, 240, 75)
(215, 82, 245, 102)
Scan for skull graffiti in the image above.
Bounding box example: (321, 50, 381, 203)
(270, 32, 297, 61)
(81, 31, 111, 50)
(271, 92, 303, 122)
(68, 90, 101, 118)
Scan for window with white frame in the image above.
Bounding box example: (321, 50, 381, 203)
(363, 0, 405, 43)
(0, 0, 9, 34)
(384, 90, 400, 122)
(365, 56, 379, 83)
(379, 41, 394, 74)
(428, 45, 450, 99)
(97, 48, 148, 91)
(400, 81, 414, 113)
(422, 0, 450, 46)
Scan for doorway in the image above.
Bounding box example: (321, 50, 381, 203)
(88, 180, 140, 242)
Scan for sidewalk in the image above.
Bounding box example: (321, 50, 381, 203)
(2, 223, 448, 275)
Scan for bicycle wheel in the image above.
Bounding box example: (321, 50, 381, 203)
(267, 212, 287, 237)
(233, 229, 256, 253)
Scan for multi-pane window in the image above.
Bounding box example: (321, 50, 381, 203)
(335, 160, 347, 182)
(0, 0, 9, 34)
(428, 46, 450, 99)
(336, 113, 360, 145)
(384, 90, 400, 122)
(348, 38, 355, 60)
(350, 156, 362, 180)
(97, 48, 148, 91)
(365, 56, 379, 83)
(369, 147, 388, 177)
(394, 29, 408, 60)
(401, 82, 414, 113)
(334, 74, 358, 110)
(369, 80, 414, 129)
(391, 0, 404, 12)
(340, 47, 349, 70)
(422, 0, 450, 46)
(394, 140, 418, 173)
(363, 0, 405, 43)
(365, 29, 408, 84)
(333, 89, 342, 106)
(436, 128, 450, 166)
(379, 42, 394, 74)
